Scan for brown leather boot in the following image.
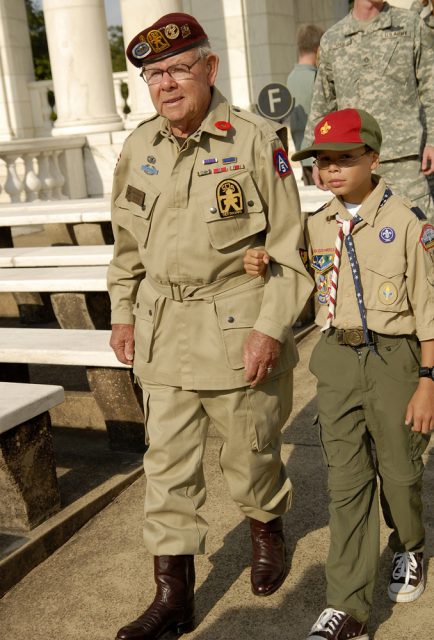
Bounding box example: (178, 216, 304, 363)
(116, 555, 195, 640)
(250, 517, 287, 596)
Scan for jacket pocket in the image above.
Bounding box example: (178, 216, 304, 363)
(201, 170, 266, 250)
(214, 280, 264, 369)
(363, 254, 408, 311)
(115, 177, 160, 247)
(133, 280, 161, 363)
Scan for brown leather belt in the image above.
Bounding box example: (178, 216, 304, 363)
(333, 327, 378, 347)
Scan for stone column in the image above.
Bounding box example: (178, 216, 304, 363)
(43, 0, 123, 135)
(119, 0, 183, 128)
(0, 0, 35, 140)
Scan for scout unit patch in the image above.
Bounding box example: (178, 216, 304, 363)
(311, 252, 334, 305)
(273, 148, 292, 178)
(420, 223, 434, 253)
(216, 179, 244, 217)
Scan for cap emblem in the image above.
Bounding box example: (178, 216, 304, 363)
(320, 121, 332, 136)
(165, 24, 180, 39)
(147, 29, 170, 53)
(132, 42, 152, 59)
(181, 24, 191, 38)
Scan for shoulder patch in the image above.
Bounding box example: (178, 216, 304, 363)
(273, 148, 292, 178)
(411, 206, 427, 221)
(420, 223, 434, 252)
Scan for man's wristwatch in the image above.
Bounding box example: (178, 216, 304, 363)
(419, 366, 434, 380)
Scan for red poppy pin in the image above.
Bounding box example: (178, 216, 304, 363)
(214, 120, 232, 131)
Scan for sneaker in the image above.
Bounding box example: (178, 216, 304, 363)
(307, 608, 369, 639)
(388, 551, 424, 603)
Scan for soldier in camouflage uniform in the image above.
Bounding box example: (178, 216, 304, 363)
(304, 1, 434, 221)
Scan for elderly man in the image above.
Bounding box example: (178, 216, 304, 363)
(304, 0, 434, 221)
(108, 12, 313, 640)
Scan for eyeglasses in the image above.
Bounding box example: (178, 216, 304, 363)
(141, 56, 202, 85)
(313, 150, 371, 169)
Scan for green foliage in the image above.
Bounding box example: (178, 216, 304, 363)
(109, 25, 127, 72)
(25, 0, 51, 80)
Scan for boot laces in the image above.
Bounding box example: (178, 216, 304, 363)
(392, 552, 418, 584)
(312, 608, 346, 633)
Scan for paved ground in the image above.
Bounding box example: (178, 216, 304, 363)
(1, 329, 434, 639)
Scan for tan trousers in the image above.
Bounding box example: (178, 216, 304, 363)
(309, 331, 430, 622)
(138, 372, 293, 556)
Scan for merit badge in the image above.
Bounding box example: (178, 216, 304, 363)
(214, 121, 232, 131)
(181, 24, 191, 38)
(126, 185, 145, 208)
(147, 155, 156, 164)
(216, 179, 244, 218)
(420, 223, 434, 252)
(273, 148, 292, 177)
(379, 227, 396, 243)
(132, 41, 152, 59)
(311, 253, 334, 274)
(203, 157, 218, 165)
(378, 282, 398, 305)
(222, 156, 237, 164)
(198, 169, 212, 177)
(141, 164, 159, 176)
(147, 29, 170, 53)
(165, 24, 180, 39)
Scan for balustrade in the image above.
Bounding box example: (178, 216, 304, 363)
(0, 138, 87, 203)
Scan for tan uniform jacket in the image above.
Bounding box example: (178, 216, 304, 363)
(305, 2, 434, 161)
(108, 88, 313, 389)
(306, 177, 434, 341)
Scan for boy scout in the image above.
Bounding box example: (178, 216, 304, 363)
(304, 1, 434, 221)
(244, 108, 434, 640)
(107, 12, 313, 640)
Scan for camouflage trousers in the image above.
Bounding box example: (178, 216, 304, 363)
(376, 156, 434, 222)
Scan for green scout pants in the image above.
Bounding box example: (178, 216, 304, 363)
(138, 372, 293, 556)
(309, 331, 430, 623)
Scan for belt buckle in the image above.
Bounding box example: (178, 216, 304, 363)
(345, 328, 364, 347)
(169, 282, 183, 302)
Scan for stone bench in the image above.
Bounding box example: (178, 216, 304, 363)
(0, 265, 110, 328)
(0, 328, 145, 453)
(0, 382, 64, 532)
(0, 245, 113, 268)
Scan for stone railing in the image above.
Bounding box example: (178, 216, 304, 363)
(0, 137, 87, 203)
(28, 73, 131, 137)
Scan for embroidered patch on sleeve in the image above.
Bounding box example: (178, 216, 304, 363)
(420, 223, 434, 252)
(273, 148, 292, 177)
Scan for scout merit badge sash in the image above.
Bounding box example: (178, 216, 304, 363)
(322, 187, 393, 352)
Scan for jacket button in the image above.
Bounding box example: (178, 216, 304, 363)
(148, 310, 153, 316)
(210, 207, 217, 214)
(227, 316, 235, 323)
(247, 200, 254, 206)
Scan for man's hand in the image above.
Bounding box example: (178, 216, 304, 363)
(312, 164, 328, 191)
(243, 329, 281, 387)
(422, 145, 434, 176)
(243, 249, 270, 277)
(405, 378, 434, 434)
(110, 323, 135, 365)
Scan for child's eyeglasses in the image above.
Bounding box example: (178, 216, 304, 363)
(313, 150, 371, 169)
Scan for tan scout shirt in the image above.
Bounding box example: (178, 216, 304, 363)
(306, 177, 434, 341)
(107, 88, 313, 390)
(305, 2, 434, 162)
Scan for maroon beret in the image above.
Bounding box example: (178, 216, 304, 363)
(126, 13, 208, 68)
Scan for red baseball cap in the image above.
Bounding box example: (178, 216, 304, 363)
(126, 13, 208, 68)
(292, 108, 382, 161)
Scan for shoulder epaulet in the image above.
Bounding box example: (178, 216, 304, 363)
(309, 201, 330, 217)
(229, 104, 278, 134)
(136, 112, 160, 128)
(410, 206, 427, 221)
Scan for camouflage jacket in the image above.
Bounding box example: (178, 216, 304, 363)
(304, 2, 434, 161)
